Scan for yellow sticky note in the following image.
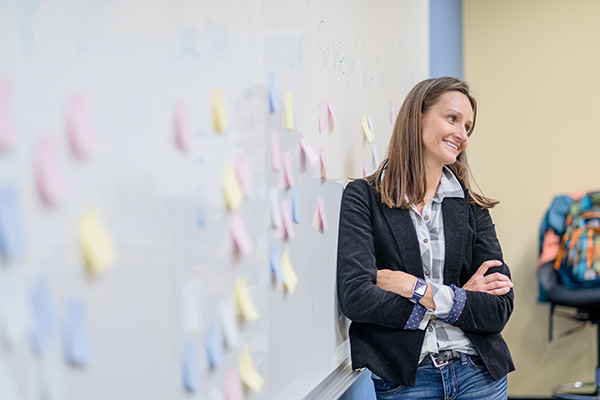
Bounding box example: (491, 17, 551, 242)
(213, 88, 229, 133)
(222, 163, 243, 210)
(239, 347, 264, 393)
(281, 250, 298, 294)
(234, 278, 259, 321)
(284, 92, 294, 130)
(78, 208, 116, 276)
(361, 114, 374, 143)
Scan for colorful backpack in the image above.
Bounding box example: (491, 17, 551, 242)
(555, 192, 600, 288)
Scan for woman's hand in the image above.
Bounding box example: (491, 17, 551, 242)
(463, 260, 513, 295)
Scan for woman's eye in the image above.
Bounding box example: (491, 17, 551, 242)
(449, 115, 456, 123)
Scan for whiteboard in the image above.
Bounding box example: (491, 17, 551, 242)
(0, 1, 428, 399)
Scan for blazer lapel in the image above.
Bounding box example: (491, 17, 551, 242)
(379, 203, 424, 278)
(442, 196, 468, 284)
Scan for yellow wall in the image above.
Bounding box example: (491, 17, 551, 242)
(463, 0, 600, 396)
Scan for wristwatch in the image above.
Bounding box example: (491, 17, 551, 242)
(409, 278, 428, 304)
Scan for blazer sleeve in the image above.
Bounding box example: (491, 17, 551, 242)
(336, 180, 416, 329)
(452, 205, 514, 334)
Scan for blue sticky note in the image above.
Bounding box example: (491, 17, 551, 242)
(269, 244, 286, 283)
(291, 187, 300, 224)
(63, 299, 93, 366)
(205, 318, 224, 369)
(30, 277, 57, 356)
(0, 185, 27, 262)
(182, 340, 201, 393)
(196, 208, 206, 228)
(268, 71, 280, 112)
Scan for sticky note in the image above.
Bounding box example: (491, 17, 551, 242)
(66, 93, 95, 158)
(319, 147, 328, 179)
(281, 249, 298, 294)
(224, 368, 244, 400)
(35, 136, 66, 206)
(213, 88, 229, 133)
(78, 208, 117, 276)
(282, 151, 294, 189)
(317, 99, 327, 134)
(235, 153, 252, 197)
(299, 132, 318, 165)
(222, 163, 243, 210)
(182, 340, 201, 393)
(229, 212, 254, 255)
(372, 143, 380, 168)
(0, 358, 19, 400)
(367, 114, 376, 141)
(281, 200, 294, 239)
(270, 130, 281, 171)
(390, 100, 400, 125)
(174, 99, 191, 151)
(0, 185, 27, 262)
(291, 187, 300, 224)
(361, 114, 374, 143)
(182, 280, 202, 333)
(219, 298, 240, 348)
(327, 98, 338, 133)
(284, 92, 294, 130)
(0, 268, 31, 347)
(63, 299, 93, 366)
(268, 72, 280, 112)
(317, 195, 329, 231)
(0, 80, 14, 152)
(205, 318, 224, 369)
(234, 278, 258, 321)
(269, 188, 281, 228)
(30, 277, 57, 356)
(363, 162, 370, 178)
(269, 244, 286, 283)
(239, 347, 264, 393)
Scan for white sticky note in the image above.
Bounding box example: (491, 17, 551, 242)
(219, 298, 240, 349)
(269, 188, 281, 228)
(182, 280, 203, 333)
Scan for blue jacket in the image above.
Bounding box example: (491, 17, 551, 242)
(336, 178, 515, 386)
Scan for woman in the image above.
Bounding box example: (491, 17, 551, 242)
(336, 77, 514, 399)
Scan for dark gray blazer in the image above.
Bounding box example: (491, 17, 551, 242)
(336, 178, 515, 386)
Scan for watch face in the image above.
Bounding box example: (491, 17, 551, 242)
(414, 282, 427, 296)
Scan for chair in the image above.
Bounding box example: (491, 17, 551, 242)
(538, 260, 600, 399)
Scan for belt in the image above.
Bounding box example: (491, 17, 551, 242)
(420, 350, 462, 368)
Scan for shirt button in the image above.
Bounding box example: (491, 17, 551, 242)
(424, 215, 429, 221)
(425, 270, 431, 277)
(423, 238, 429, 244)
(428, 326, 434, 332)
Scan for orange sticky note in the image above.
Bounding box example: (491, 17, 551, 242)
(66, 94, 96, 158)
(35, 137, 66, 206)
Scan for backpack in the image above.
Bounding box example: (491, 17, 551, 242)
(555, 192, 600, 288)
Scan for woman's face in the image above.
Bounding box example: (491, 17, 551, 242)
(421, 91, 473, 170)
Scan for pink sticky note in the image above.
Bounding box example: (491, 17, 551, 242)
(65, 94, 95, 158)
(35, 137, 66, 206)
(317, 99, 327, 134)
(298, 132, 318, 165)
(319, 147, 328, 179)
(174, 99, 191, 152)
(363, 162, 370, 178)
(235, 153, 253, 197)
(0, 80, 14, 152)
(281, 200, 295, 239)
(229, 213, 253, 255)
(317, 195, 329, 231)
(282, 151, 294, 189)
(327, 98, 338, 133)
(270, 130, 281, 171)
(224, 368, 244, 400)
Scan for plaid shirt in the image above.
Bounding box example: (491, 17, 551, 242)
(404, 167, 477, 362)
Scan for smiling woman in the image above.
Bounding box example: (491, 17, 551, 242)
(336, 77, 515, 400)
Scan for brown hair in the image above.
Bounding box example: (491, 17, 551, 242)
(366, 76, 498, 209)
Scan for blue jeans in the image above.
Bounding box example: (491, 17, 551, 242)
(371, 354, 508, 400)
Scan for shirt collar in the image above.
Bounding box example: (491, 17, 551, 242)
(432, 167, 464, 203)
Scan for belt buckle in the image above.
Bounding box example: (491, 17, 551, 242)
(430, 353, 448, 368)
